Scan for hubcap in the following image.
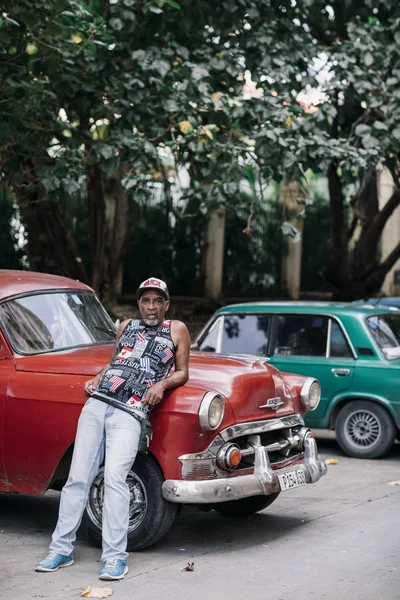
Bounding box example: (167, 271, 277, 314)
(345, 410, 381, 448)
(86, 467, 148, 533)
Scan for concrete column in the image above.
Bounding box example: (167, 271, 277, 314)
(378, 165, 400, 295)
(204, 206, 226, 300)
(280, 181, 305, 300)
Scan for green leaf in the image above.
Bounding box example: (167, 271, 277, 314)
(372, 121, 388, 131)
(164, 0, 181, 8)
(97, 144, 114, 160)
(123, 0, 136, 5)
(364, 53, 374, 67)
(109, 18, 124, 30)
(392, 127, 400, 140)
(42, 176, 61, 193)
(354, 124, 371, 137)
(62, 178, 81, 194)
(281, 221, 301, 242)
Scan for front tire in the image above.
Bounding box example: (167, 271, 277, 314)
(336, 400, 396, 459)
(82, 454, 177, 550)
(213, 493, 280, 517)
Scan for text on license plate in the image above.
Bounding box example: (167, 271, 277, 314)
(278, 468, 306, 491)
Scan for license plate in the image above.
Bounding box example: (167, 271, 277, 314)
(278, 468, 306, 491)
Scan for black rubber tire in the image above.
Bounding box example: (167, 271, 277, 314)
(213, 492, 280, 517)
(82, 454, 177, 551)
(335, 400, 396, 459)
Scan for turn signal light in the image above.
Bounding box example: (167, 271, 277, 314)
(229, 449, 241, 467)
(216, 443, 241, 471)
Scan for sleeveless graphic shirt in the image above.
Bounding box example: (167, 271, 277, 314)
(92, 319, 175, 418)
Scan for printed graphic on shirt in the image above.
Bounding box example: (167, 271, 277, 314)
(92, 318, 175, 416)
(104, 375, 125, 392)
(136, 331, 151, 342)
(139, 357, 151, 373)
(117, 346, 134, 360)
(157, 346, 174, 363)
(132, 338, 148, 358)
(105, 368, 124, 378)
(155, 335, 174, 349)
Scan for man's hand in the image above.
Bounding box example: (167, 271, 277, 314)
(142, 381, 167, 407)
(84, 377, 99, 398)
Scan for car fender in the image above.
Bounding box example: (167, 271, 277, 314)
(327, 392, 400, 429)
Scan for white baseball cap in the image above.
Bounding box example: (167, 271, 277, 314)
(136, 277, 169, 300)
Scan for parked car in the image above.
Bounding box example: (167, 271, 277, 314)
(0, 271, 326, 550)
(353, 297, 400, 308)
(193, 301, 400, 459)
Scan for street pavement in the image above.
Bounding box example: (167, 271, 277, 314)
(1, 432, 399, 600)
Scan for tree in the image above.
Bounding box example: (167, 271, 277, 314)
(245, 1, 400, 299)
(2, 0, 400, 301)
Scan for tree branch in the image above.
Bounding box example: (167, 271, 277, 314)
(370, 239, 400, 284)
(368, 189, 400, 248)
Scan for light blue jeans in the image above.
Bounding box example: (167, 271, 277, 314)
(49, 398, 141, 561)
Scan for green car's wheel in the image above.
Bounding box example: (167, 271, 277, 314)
(336, 400, 396, 459)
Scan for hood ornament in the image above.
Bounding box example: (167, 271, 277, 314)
(260, 397, 284, 410)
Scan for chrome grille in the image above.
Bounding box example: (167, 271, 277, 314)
(179, 416, 309, 480)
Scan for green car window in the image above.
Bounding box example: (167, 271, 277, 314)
(273, 315, 329, 357)
(221, 314, 271, 355)
(330, 321, 353, 358)
(367, 314, 400, 359)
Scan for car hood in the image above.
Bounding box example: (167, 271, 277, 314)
(14, 348, 298, 421)
(188, 352, 297, 421)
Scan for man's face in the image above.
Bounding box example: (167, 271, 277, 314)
(137, 290, 170, 326)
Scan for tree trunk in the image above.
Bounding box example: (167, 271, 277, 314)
(87, 164, 107, 293)
(14, 179, 89, 283)
(102, 166, 131, 307)
(325, 166, 400, 299)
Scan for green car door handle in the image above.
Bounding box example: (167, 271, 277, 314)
(331, 368, 351, 376)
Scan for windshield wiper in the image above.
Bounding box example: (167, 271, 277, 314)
(94, 325, 116, 338)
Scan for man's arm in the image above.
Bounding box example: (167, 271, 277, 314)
(142, 321, 191, 407)
(83, 318, 131, 397)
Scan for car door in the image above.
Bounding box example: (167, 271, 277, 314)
(269, 313, 356, 427)
(0, 329, 14, 491)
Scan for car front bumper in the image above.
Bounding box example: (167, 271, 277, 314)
(162, 434, 327, 504)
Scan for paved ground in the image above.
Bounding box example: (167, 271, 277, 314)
(1, 432, 399, 600)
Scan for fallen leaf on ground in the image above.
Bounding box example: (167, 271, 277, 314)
(387, 480, 400, 486)
(81, 585, 113, 598)
(325, 458, 339, 465)
(182, 562, 195, 572)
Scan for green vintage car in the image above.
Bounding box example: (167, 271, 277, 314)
(193, 302, 400, 459)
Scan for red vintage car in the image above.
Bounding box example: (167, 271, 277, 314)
(0, 270, 327, 549)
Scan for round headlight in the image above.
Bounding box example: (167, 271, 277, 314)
(300, 378, 321, 412)
(199, 391, 225, 431)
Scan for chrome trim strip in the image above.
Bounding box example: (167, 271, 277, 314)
(216, 316, 224, 353)
(219, 414, 304, 442)
(326, 318, 332, 358)
(162, 434, 327, 504)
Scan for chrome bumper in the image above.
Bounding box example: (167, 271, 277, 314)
(162, 435, 327, 504)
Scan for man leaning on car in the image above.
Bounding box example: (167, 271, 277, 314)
(35, 277, 191, 581)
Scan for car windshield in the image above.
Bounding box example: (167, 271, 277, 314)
(366, 314, 400, 360)
(0, 291, 116, 355)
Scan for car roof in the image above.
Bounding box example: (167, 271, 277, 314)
(0, 270, 93, 302)
(215, 300, 399, 317)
